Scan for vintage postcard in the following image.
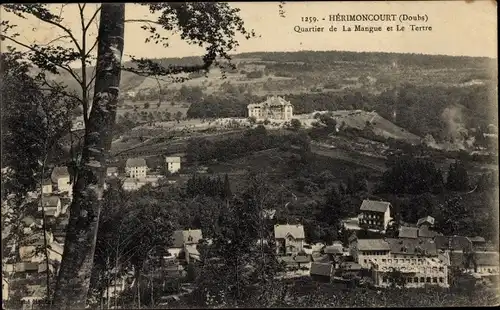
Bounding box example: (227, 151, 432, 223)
(1, 1, 498, 309)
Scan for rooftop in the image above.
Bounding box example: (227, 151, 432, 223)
(324, 244, 344, 254)
(126, 157, 147, 168)
(165, 156, 181, 163)
(42, 196, 60, 207)
(417, 216, 435, 227)
(418, 226, 441, 238)
(247, 96, 293, 109)
(310, 263, 333, 277)
(359, 200, 390, 213)
(357, 239, 390, 251)
(469, 236, 486, 243)
(274, 224, 305, 240)
(107, 167, 118, 173)
(340, 262, 362, 271)
(386, 238, 438, 256)
(51, 166, 70, 182)
(278, 255, 311, 264)
(434, 235, 472, 252)
(398, 226, 419, 239)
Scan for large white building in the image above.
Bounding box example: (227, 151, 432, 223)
(349, 236, 449, 288)
(247, 96, 293, 121)
(125, 158, 148, 179)
(358, 200, 392, 232)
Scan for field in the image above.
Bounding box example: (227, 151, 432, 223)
(117, 101, 190, 117)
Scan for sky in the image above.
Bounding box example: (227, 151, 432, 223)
(2, 1, 497, 67)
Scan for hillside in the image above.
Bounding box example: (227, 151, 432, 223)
(44, 50, 496, 147)
(47, 50, 496, 96)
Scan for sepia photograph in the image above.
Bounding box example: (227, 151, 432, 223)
(1, 1, 498, 309)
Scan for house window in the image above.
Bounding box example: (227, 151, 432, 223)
(382, 259, 386, 263)
(414, 277, 418, 283)
(408, 277, 412, 283)
(188, 236, 193, 242)
(364, 259, 367, 264)
(420, 277, 425, 283)
(426, 277, 431, 283)
(383, 277, 387, 283)
(439, 267, 444, 272)
(433, 277, 437, 283)
(439, 277, 444, 283)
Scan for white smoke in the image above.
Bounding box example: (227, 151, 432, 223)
(440, 106, 469, 150)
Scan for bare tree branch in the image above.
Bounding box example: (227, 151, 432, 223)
(84, 7, 101, 32)
(84, 38, 99, 59)
(1, 35, 83, 85)
(124, 19, 161, 25)
(34, 11, 83, 54)
(38, 74, 83, 106)
(41, 35, 71, 47)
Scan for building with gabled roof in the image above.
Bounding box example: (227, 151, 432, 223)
(125, 157, 147, 179)
(274, 224, 305, 256)
(417, 216, 435, 228)
(449, 251, 499, 277)
(41, 179, 52, 195)
(165, 156, 182, 174)
(398, 225, 441, 239)
(168, 229, 203, 264)
(310, 262, 333, 282)
(350, 238, 391, 269)
(106, 167, 119, 178)
(51, 166, 72, 195)
(247, 96, 293, 121)
(358, 200, 392, 232)
(434, 235, 473, 252)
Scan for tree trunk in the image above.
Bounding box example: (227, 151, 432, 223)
(52, 4, 125, 308)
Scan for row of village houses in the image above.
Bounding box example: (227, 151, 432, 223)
(2, 157, 184, 306)
(4, 192, 498, 304)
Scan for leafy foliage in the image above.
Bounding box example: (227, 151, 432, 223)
(377, 157, 444, 195)
(446, 161, 469, 191)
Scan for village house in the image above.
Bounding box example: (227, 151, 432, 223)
(125, 157, 148, 179)
(18, 232, 64, 265)
(358, 200, 392, 232)
(39, 196, 62, 218)
(122, 176, 161, 191)
(278, 255, 311, 274)
(168, 229, 203, 264)
(106, 167, 119, 178)
(310, 262, 333, 283)
(274, 224, 305, 256)
(434, 235, 473, 253)
(247, 96, 294, 121)
(398, 218, 441, 239)
(41, 179, 52, 195)
(51, 166, 72, 196)
(349, 238, 391, 269)
(374, 238, 449, 288)
(165, 156, 182, 174)
(449, 250, 499, 278)
(21, 216, 43, 235)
